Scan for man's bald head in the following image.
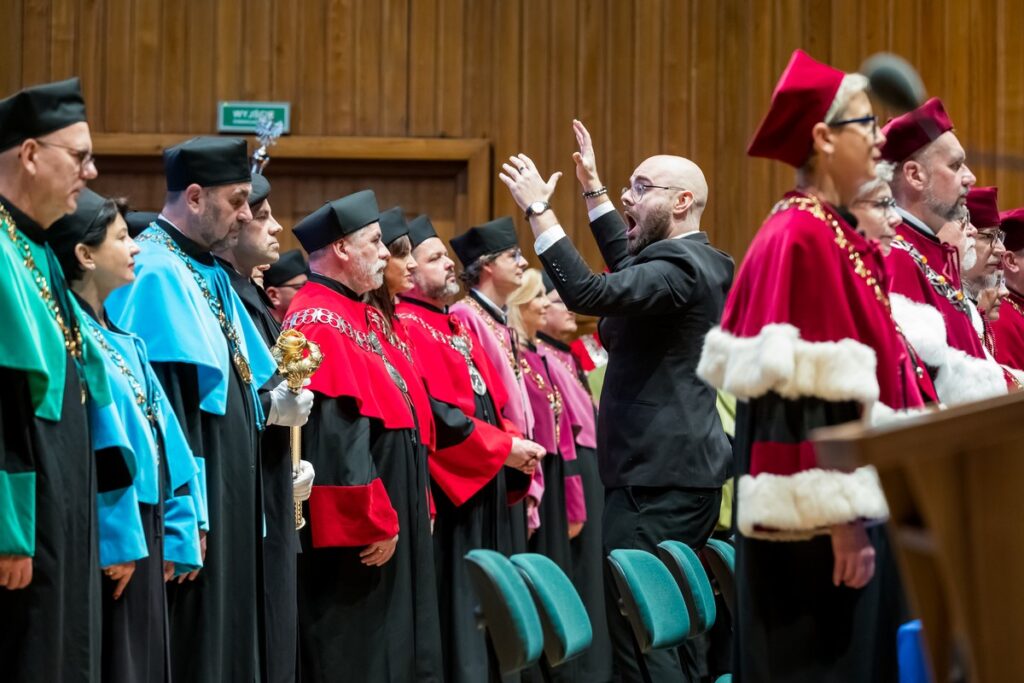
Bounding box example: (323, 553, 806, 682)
(620, 155, 708, 254)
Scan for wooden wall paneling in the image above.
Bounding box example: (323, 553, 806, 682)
(0, 0, 25, 97)
(49, 0, 76, 79)
(380, 0, 409, 136)
(490, 0, 523, 232)
(461, 0, 492, 139)
(77, 0, 105, 132)
(242, 0, 274, 102)
(297, 0, 327, 135)
(967, 0, 997, 187)
(548, 0, 584, 266)
(132, 0, 160, 133)
(737, 0, 773, 255)
(323, 0, 353, 136)
(353, 0, 382, 136)
(159, 0, 188, 132)
(995, 0, 1024, 211)
(437, 0, 464, 137)
(519, 0, 553, 244)
(574, 0, 609, 268)
(631, 0, 661, 165)
(214, 0, 244, 111)
(602, 0, 634, 241)
(103, 0, 132, 131)
(185, 0, 216, 132)
(688, 0, 717, 235)
(21, 0, 51, 85)
(408, 0, 439, 136)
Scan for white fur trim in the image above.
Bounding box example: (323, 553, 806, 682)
(737, 466, 889, 541)
(697, 324, 879, 403)
(865, 401, 930, 428)
(890, 293, 1007, 405)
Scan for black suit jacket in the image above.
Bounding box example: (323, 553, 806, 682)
(539, 210, 734, 489)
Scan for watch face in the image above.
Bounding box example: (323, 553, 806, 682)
(529, 201, 548, 215)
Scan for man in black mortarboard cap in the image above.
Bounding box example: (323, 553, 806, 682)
(104, 136, 313, 683)
(211, 171, 315, 683)
(0, 78, 113, 683)
(263, 249, 308, 323)
(286, 190, 445, 683)
(125, 210, 159, 238)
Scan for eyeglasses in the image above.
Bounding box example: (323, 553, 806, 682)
(275, 281, 306, 291)
(828, 114, 879, 139)
(35, 140, 96, 172)
(854, 195, 898, 215)
(620, 182, 687, 201)
(499, 248, 524, 262)
(976, 229, 1007, 245)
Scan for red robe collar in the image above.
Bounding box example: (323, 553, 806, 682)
(992, 288, 1024, 370)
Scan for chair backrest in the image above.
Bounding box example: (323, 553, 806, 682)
(510, 553, 593, 667)
(897, 619, 934, 683)
(606, 548, 690, 653)
(657, 540, 717, 636)
(701, 538, 736, 620)
(465, 549, 545, 674)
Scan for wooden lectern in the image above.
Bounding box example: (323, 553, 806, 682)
(813, 390, 1024, 682)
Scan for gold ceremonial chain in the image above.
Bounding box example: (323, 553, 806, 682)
(538, 340, 588, 393)
(519, 356, 563, 443)
(889, 234, 971, 314)
(137, 230, 254, 384)
(284, 307, 408, 394)
(0, 204, 83, 360)
(86, 321, 159, 425)
(366, 308, 413, 363)
(773, 195, 925, 382)
(1008, 294, 1024, 322)
(464, 296, 520, 378)
(397, 312, 488, 395)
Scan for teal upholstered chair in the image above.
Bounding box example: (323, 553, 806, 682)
(606, 548, 690, 653)
(465, 549, 545, 675)
(510, 553, 593, 668)
(656, 540, 717, 637)
(701, 538, 736, 619)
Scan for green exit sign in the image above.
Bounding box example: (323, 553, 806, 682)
(217, 101, 291, 134)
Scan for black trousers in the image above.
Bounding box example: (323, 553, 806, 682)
(603, 486, 722, 683)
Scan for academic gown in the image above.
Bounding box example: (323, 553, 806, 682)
(396, 297, 530, 683)
(285, 276, 441, 683)
(0, 197, 112, 683)
(106, 219, 276, 683)
(538, 332, 612, 683)
(698, 193, 927, 683)
(218, 258, 299, 683)
(78, 302, 205, 683)
(992, 288, 1024, 371)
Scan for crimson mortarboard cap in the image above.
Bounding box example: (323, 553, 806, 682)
(408, 214, 438, 249)
(163, 136, 251, 192)
(0, 78, 87, 152)
(1000, 208, 1024, 252)
(379, 206, 410, 246)
(450, 216, 519, 267)
(263, 249, 307, 287)
(966, 187, 1000, 229)
(248, 174, 271, 207)
(747, 50, 845, 168)
(293, 189, 380, 253)
(879, 98, 954, 163)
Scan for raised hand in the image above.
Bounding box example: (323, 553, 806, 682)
(571, 119, 602, 191)
(498, 153, 563, 212)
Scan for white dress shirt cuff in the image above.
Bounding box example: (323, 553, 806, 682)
(588, 201, 617, 222)
(534, 225, 567, 255)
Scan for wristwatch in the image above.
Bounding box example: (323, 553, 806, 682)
(525, 201, 551, 219)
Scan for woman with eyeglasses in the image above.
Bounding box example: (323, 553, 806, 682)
(48, 189, 206, 683)
(850, 161, 902, 255)
(697, 50, 932, 682)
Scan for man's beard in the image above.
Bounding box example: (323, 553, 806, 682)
(924, 185, 967, 223)
(626, 205, 672, 256)
(961, 237, 978, 271)
(357, 255, 387, 292)
(421, 276, 461, 304)
(198, 203, 237, 251)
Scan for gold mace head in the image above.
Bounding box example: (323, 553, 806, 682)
(273, 329, 324, 392)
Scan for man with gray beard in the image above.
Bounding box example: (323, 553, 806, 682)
(879, 99, 1007, 404)
(285, 192, 443, 683)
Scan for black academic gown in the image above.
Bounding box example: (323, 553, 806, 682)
(293, 276, 441, 683)
(151, 227, 264, 683)
(0, 199, 100, 683)
(218, 258, 298, 683)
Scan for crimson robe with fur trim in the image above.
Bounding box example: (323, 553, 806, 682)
(992, 288, 1024, 372)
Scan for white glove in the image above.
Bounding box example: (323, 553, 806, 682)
(267, 379, 314, 427)
(293, 460, 315, 502)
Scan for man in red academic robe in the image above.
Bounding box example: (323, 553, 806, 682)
(394, 213, 543, 683)
(992, 209, 1024, 372)
(881, 98, 1007, 404)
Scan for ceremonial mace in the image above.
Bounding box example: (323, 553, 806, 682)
(272, 329, 324, 530)
(251, 113, 284, 174)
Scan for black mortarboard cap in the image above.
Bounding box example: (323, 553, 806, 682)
(408, 214, 438, 249)
(379, 206, 409, 246)
(541, 270, 555, 293)
(0, 78, 87, 152)
(248, 173, 271, 207)
(48, 188, 109, 266)
(264, 249, 307, 287)
(163, 136, 251, 191)
(293, 189, 380, 253)
(125, 210, 159, 238)
(450, 216, 519, 267)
